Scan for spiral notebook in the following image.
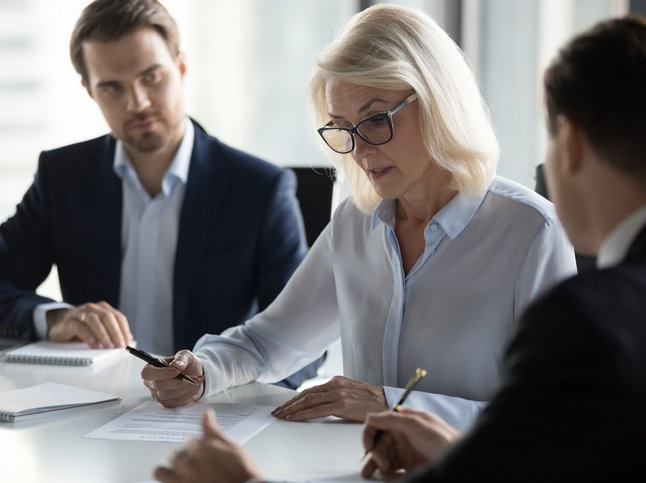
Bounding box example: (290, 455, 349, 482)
(0, 382, 120, 422)
(2, 341, 123, 366)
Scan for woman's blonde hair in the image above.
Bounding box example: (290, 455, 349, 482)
(310, 4, 499, 213)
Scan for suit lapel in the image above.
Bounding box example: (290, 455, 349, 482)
(173, 122, 230, 346)
(85, 136, 122, 306)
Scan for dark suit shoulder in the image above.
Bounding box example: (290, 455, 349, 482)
(38, 135, 116, 188)
(512, 257, 646, 397)
(524, 256, 646, 331)
(41, 135, 115, 162)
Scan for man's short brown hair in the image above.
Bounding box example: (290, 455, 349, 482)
(70, 0, 180, 83)
(544, 16, 646, 178)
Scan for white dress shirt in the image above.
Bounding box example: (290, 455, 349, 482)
(597, 204, 646, 269)
(194, 175, 577, 430)
(115, 120, 193, 355)
(34, 120, 194, 356)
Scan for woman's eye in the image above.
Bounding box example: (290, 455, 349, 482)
(367, 115, 388, 126)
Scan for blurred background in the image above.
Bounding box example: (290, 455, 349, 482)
(0, 0, 644, 302)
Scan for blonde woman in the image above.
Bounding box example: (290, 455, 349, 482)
(142, 5, 575, 432)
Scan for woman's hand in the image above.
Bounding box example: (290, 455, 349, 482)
(154, 409, 262, 483)
(141, 350, 205, 408)
(361, 408, 462, 478)
(272, 375, 388, 422)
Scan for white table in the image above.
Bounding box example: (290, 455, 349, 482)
(0, 352, 365, 483)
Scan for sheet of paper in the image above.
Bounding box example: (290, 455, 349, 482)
(85, 399, 275, 444)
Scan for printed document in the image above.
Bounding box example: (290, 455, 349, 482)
(85, 399, 275, 444)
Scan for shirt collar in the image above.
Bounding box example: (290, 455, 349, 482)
(597, 204, 646, 269)
(371, 181, 490, 238)
(113, 117, 194, 195)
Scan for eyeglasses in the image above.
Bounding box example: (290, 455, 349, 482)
(317, 93, 418, 154)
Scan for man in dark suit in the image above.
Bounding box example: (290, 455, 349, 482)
(150, 16, 646, 483)
(0, 0, 318, 389)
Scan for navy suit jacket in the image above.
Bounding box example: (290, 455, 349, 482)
(0, 120, 318, 387)
(408, 225, 646, 482)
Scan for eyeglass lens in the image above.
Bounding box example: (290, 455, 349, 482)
(320, 113, 392, 153)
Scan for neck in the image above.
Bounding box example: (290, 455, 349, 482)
(126, 123, 185, 197)
(130, 151, 174, 197)
(583, 166, 646, 255)
(396, 169, 457, 225)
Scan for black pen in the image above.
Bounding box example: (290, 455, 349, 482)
(125, 346, 199, 385)
(360, 367, 428, 461)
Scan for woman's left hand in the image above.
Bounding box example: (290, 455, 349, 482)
(271, 376, 388, 422)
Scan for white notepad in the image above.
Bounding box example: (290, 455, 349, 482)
(0, 382, 120, 422)
(2, 341, 123, 366)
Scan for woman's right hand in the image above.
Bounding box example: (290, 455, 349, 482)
(141, 349, 205, 408)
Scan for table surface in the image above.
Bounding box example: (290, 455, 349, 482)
(0, 351, 365, 483)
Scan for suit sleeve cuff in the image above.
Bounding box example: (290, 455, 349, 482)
(33, 302, 73, 339)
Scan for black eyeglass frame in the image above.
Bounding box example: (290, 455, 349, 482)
(317, 92, 418, 154)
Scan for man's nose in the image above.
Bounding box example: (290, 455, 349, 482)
(126, 84, 151, 113)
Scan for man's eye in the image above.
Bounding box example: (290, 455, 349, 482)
(143, 71, 161, 83)
(99, 84, 121, 93)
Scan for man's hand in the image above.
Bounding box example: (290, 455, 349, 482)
(47, 301, 133, 349)
(272, 375, 388, 422)
(142, 350, 205, 408)
(154, 409, 263, 483)
(361, 408, 462, 478)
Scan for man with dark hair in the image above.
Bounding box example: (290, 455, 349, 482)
(0, 0, 320, 389)
(151, 15, 646, 483)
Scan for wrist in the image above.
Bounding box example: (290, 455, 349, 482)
(45, 308, 70, 336)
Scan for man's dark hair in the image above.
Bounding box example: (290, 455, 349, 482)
(544, 16, 646, 178)
(70, 0, 180, 83)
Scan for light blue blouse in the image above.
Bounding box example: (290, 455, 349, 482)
(195, 176, 577, 430)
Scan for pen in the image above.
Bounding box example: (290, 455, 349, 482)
(360, 367, 428, 462)
(125, 346, 199, 386)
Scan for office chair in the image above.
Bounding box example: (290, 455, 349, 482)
(291, 167, 336, 247)
(535, 163, 596, 273)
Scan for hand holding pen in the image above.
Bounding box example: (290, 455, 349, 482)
(129, 347, 206, 408)
(126, 346, 200, 385)
(360, 370, 463, 480)
(360, 367, 427, 461)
